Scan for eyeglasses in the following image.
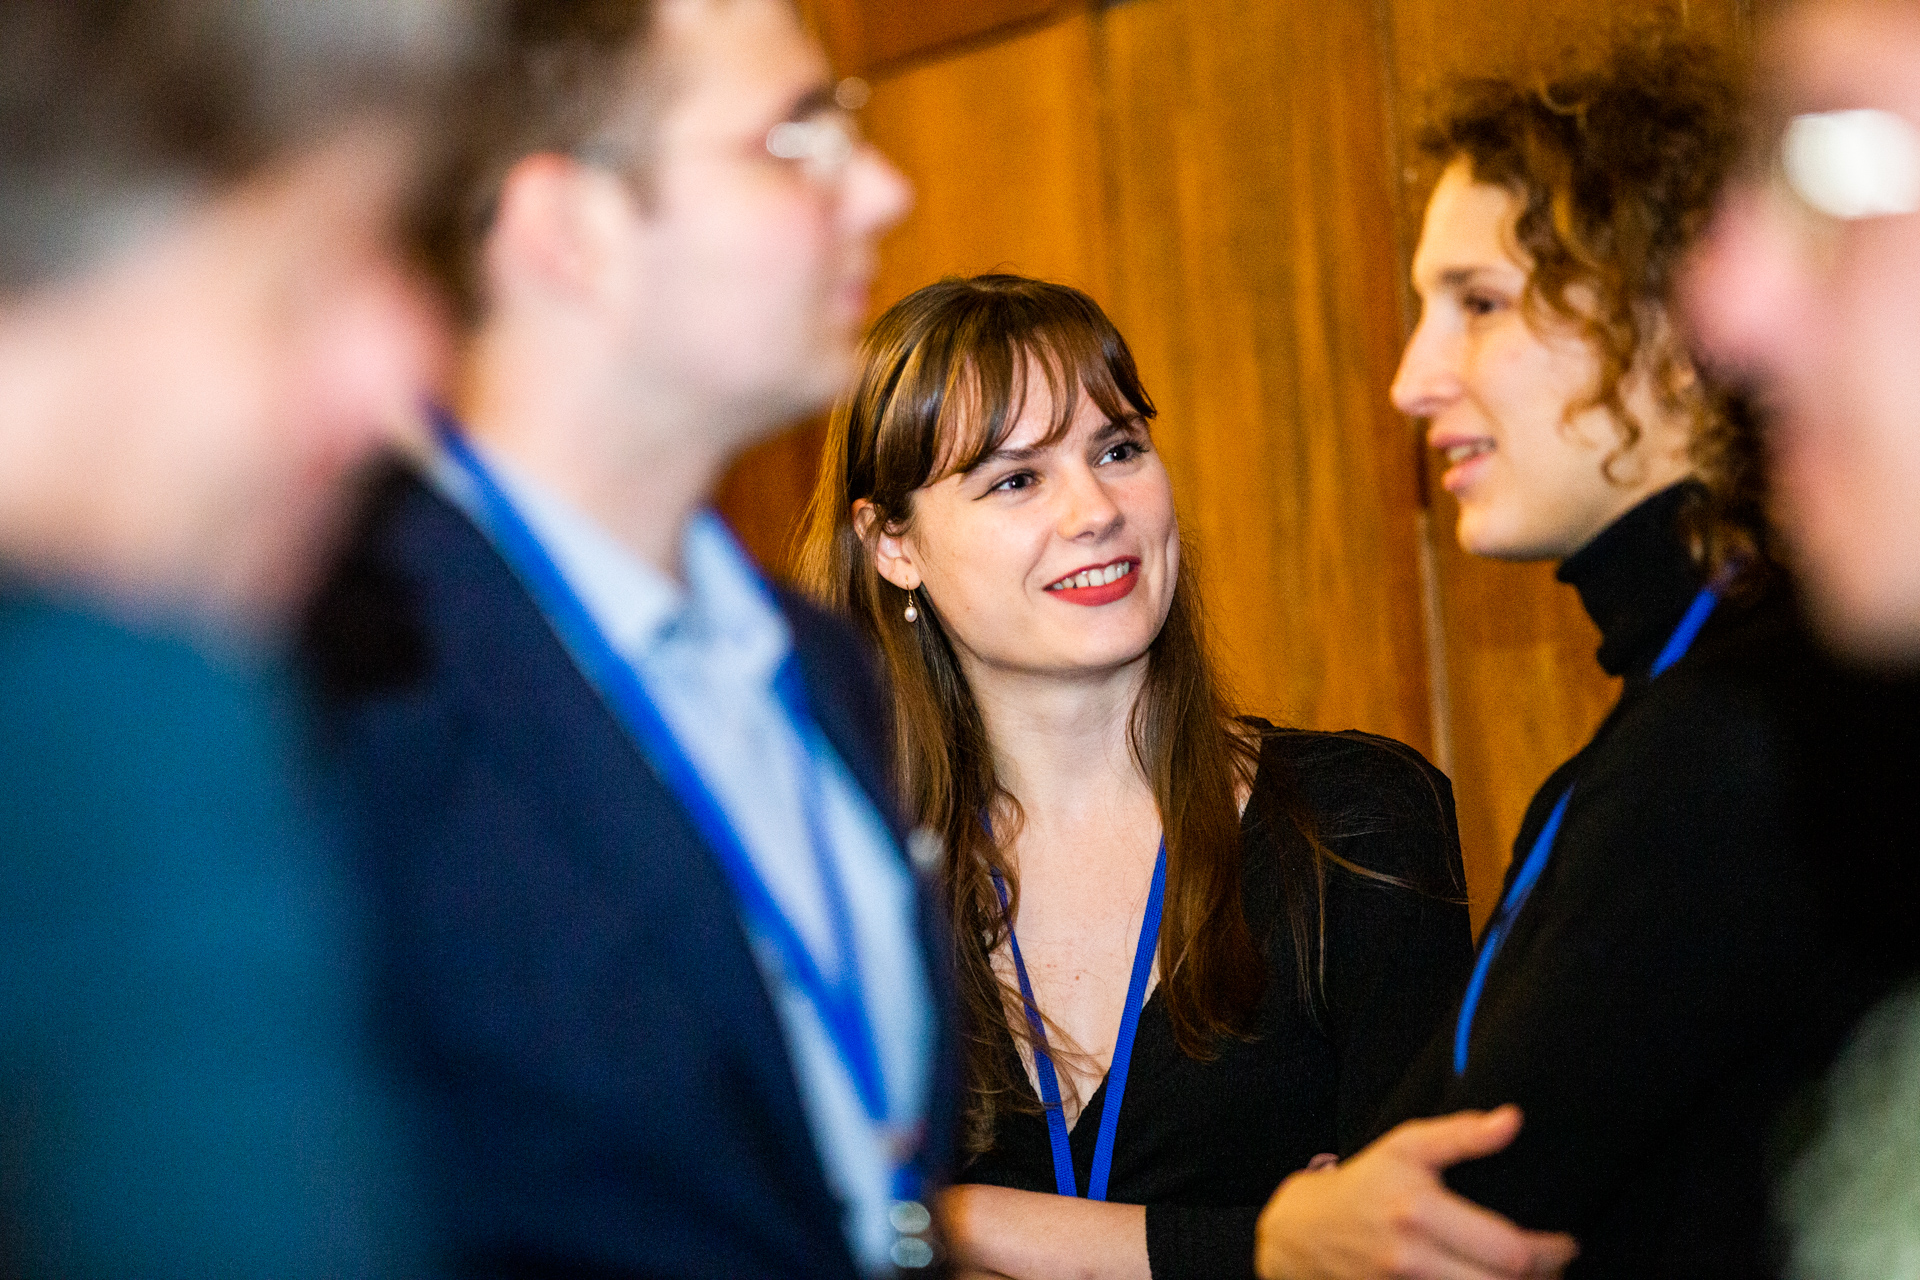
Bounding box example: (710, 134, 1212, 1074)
(1777, 108, 1920, 221)
(576, 78, 873, 190)
(764, 78, 873, 186)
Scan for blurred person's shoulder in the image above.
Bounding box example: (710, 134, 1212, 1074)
(1782, 977, 1920, 1280)
(0, 581, 295, 729)
(0, 579, 316, 860)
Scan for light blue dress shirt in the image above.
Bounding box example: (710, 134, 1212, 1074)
(431, 446, 933, 1274)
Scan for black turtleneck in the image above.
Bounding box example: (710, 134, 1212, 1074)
(1366, 484, 1904, 1279)
(1556, 481, 1705, 679)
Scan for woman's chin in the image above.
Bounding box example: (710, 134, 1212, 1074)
(1455, 509, 1564, 563)
(1044, 635, 1160, 683)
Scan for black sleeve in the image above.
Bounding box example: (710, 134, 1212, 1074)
(1414, 679, 1834, 1233)
(1142, 732, 1474, 1280)
(1300, 733, 1476, 1152)
(1145, 1206, 1262, 1280)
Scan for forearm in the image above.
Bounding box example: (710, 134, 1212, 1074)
(940, 1184, 1150, 1280)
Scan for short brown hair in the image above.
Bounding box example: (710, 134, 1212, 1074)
(0, 0, 492, 292)
(1421, 30, 1764, 580)
(413, 0, 670, 322)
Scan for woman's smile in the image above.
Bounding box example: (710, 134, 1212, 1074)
(1429, 428, 1498, 494)
(1043, 557, 1140, 605)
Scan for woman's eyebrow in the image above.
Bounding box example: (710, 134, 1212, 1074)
(1435, 266, 1499, 290)
(976, 443, 1045, 467)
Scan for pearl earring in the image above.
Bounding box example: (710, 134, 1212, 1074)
(903, 588, 919, 623)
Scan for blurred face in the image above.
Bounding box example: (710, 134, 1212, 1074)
(1685, 0, 1920, 661)
(878, 373, 1180, 687)
(1393, 161, 1693, 562)
(2, 121, 447, 621)
(616, 0, 911, 436)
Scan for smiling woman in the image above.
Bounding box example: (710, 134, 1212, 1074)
(796, 274, 1473, 1280)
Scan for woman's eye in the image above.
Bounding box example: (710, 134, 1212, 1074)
(988, 470, 1036, 493)
(1098, 439, 1146, 466)
(1461, 291, 1507, 318)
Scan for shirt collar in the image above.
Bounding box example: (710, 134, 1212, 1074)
(427, 441, 791, 687)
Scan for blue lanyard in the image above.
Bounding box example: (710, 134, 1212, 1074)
(1453, 585, 1720, 1076)
(432, 413, 901, 1153)
(990, 839, 1166, 1201)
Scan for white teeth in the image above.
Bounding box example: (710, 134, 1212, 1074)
(1049, 561, 1134, 591)
(1443, 441, 1494, 465)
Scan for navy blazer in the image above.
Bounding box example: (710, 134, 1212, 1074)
(302, 466, 958, 1280)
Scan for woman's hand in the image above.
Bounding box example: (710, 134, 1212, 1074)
(939, 1183, 1150, 1280)
(1253, 1107, 1578, 1280)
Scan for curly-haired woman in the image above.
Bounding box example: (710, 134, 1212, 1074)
(1258, 33, 1892, 1280)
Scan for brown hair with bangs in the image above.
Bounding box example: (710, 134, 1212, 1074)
(795, 274, 1343, 1151)
(1420, 27, 1766, 584)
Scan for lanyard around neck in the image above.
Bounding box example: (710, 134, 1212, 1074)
(1452, 584, 1720, 1077)
(990, 839, 1166, 1201)
(432, 412, 897, 1138)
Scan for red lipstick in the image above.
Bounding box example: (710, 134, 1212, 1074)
(1044, 558, 1141, 607)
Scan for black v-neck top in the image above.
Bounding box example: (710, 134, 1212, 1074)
(961, 728, 1474, 1280)
(1368, 483, 1920, 1277)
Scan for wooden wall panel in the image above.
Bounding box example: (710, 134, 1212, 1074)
(809, 0, 1082, 75)
(859, 12, 1114, 307)
(1099, 0, 1432, 751)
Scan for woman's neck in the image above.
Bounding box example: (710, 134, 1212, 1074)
(966, 654, 1166, 1114)
(965, 657, 1159, 851)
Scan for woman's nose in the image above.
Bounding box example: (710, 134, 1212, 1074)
(1391, 314, 1461, 420)
(1057, 464, 1124, 540)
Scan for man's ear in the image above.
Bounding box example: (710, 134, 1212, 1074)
(854, 499, 919, 591)
(484, 153, 624, 306)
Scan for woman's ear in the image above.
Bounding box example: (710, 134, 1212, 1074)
(853, 499, 920, 592)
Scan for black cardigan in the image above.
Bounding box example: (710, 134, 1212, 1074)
(1369, 483, 1906, 1278)
(963, 727, 1474, 1280)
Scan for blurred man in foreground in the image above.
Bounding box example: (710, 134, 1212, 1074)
(301, 2, 955, 1276)
(1687, 0, 1920, 663)
(0, 1, 492, 1273)
(1685, 0, 1920, 1274)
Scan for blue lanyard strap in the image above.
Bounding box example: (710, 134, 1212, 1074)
(989, 839, 1166, 1201)
(1453, 789, 1569, 1075)
(1651, 584, 1720, 678)
(432, 413, 894, 1131)
(1452, 584, 1719, 1077)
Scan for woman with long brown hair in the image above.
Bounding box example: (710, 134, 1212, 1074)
(796, 274, 1471, 1280)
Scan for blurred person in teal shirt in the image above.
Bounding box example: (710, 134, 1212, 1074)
(0, 1, 499, 1274)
